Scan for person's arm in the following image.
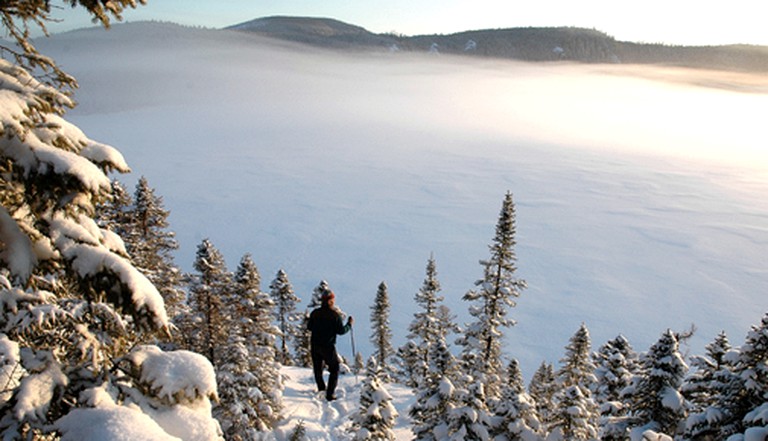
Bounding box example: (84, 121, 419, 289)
(337, 314, 353, 335)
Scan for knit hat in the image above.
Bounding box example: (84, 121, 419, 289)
(321, 291, 335, 302)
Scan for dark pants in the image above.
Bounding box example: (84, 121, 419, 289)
(311, 344, 339, 398)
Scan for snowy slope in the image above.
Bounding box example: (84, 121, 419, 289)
(274, 366, 414, 440)
(36, 22, 768, 379)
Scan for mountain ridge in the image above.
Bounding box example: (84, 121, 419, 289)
(227, 16, 768, 73)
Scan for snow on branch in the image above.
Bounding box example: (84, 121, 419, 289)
(0, 206, 36, 282)
(50, 213, 168, 330)
(126, 345, 219, 405)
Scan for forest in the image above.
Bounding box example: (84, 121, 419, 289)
(1, 2, 766, 441)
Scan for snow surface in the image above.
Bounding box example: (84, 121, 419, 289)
(36, 22, 768, 379)
(274, 366, 415, 440)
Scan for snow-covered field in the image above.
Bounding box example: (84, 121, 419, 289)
(38, 22, 768, 379)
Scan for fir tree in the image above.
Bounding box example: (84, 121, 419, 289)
(624, 329, 689, 439)
(127, 176, 186, 321)
(682, 331, 731, 413)
(269, 269, 301, 366)
(215, 254, 283, 435)
(354, 351, 365, 375)
(447, 374, 493, 440)
(410, 338, 460, 440)
(682, 331, 741, 440)
(215, 333, 263, 439)
(529, 362, 558, 434)
(491, 359, 544, 441)
(396, 340, 423, 388)
(0, 4, 221, 438)
(96, 179, 133, 237)
(183, 238, 232, 367)
(592, 335, 640, 441)
(458, 192, 527, 400)
(723, 312, 768, 440)
(370, 281, 395, 380)
(405, 255, 458, 388)
(350, 357, 399, 441)
(548, 323, 599, 441)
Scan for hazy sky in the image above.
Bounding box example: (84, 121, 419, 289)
(48, 0, 768, 46)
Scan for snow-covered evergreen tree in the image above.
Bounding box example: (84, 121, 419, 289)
(354, 351, 366, 375)
(447, 373, 493, 440)
(403, 255, 458, 388)
(682, 331, 742, 440)
(96, 180, 133, 236)
(370, 281, 395, 380)
(215, 254, 283, 437)
(529, 361, 558, 434)
(0, 5, 221, 438)
(350, 357, 399, 441)
(396, 340, 422, 388)
(491, 359, 543, 441)
(548, 323, 599, 441)
(623, 329, 688, 440)
(722, 312, 768, 441)
(458, 192, 527, 400)
(182, 238, 232, 366)
(593, 335, 640, 440)
(269, 268, 301, 366)
(683, 331, 731, 412)
(410, 338, 460, 440)
(127, 176, 186, 321)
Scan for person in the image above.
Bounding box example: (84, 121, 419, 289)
(307, 290, 353, 401)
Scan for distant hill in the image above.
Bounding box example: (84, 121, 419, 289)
(228, 16, 768, 73)
(228, 16, 397, 49)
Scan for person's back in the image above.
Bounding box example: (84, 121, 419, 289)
(309, 305, 345, 347)
(307, 291, 353, 401)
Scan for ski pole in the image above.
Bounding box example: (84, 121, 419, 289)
(350, 324, 359, 384)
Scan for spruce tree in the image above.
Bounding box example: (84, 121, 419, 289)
(396, 340, 422, 388)
(269, 269, 301, 366)
(491, 359, 544, 441)
(96, 179, 133, 237)
(683, 331, 731, 411)
(682, 331, 741, 440)
(447, 374, 493, 440)
(350, 357, 399, 441)
(624, 329, 689, 439)
(529, 361, 558, 434)
(725, 312, 768, 440)
(229, 254, 283, 433)
(370, 281, 395, 380)
(354, 351, 365, 375)
(458, 192, 527, 400)
(593, 335, 640, 440)
(404, 255, 458, 388)
(183, 238, 231, 367)
(410, 338, 460, 441)
(127, 176, 186, 321)
(548, 323, 599, 441)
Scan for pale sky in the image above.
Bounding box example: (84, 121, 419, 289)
(48, 0, 768, 46)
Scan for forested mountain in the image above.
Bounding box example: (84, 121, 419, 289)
(229, 16, 768, 72)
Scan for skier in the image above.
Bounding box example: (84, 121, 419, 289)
(308, 291, 354, 401)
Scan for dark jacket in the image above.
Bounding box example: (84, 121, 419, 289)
(308, 304, 351, 347)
